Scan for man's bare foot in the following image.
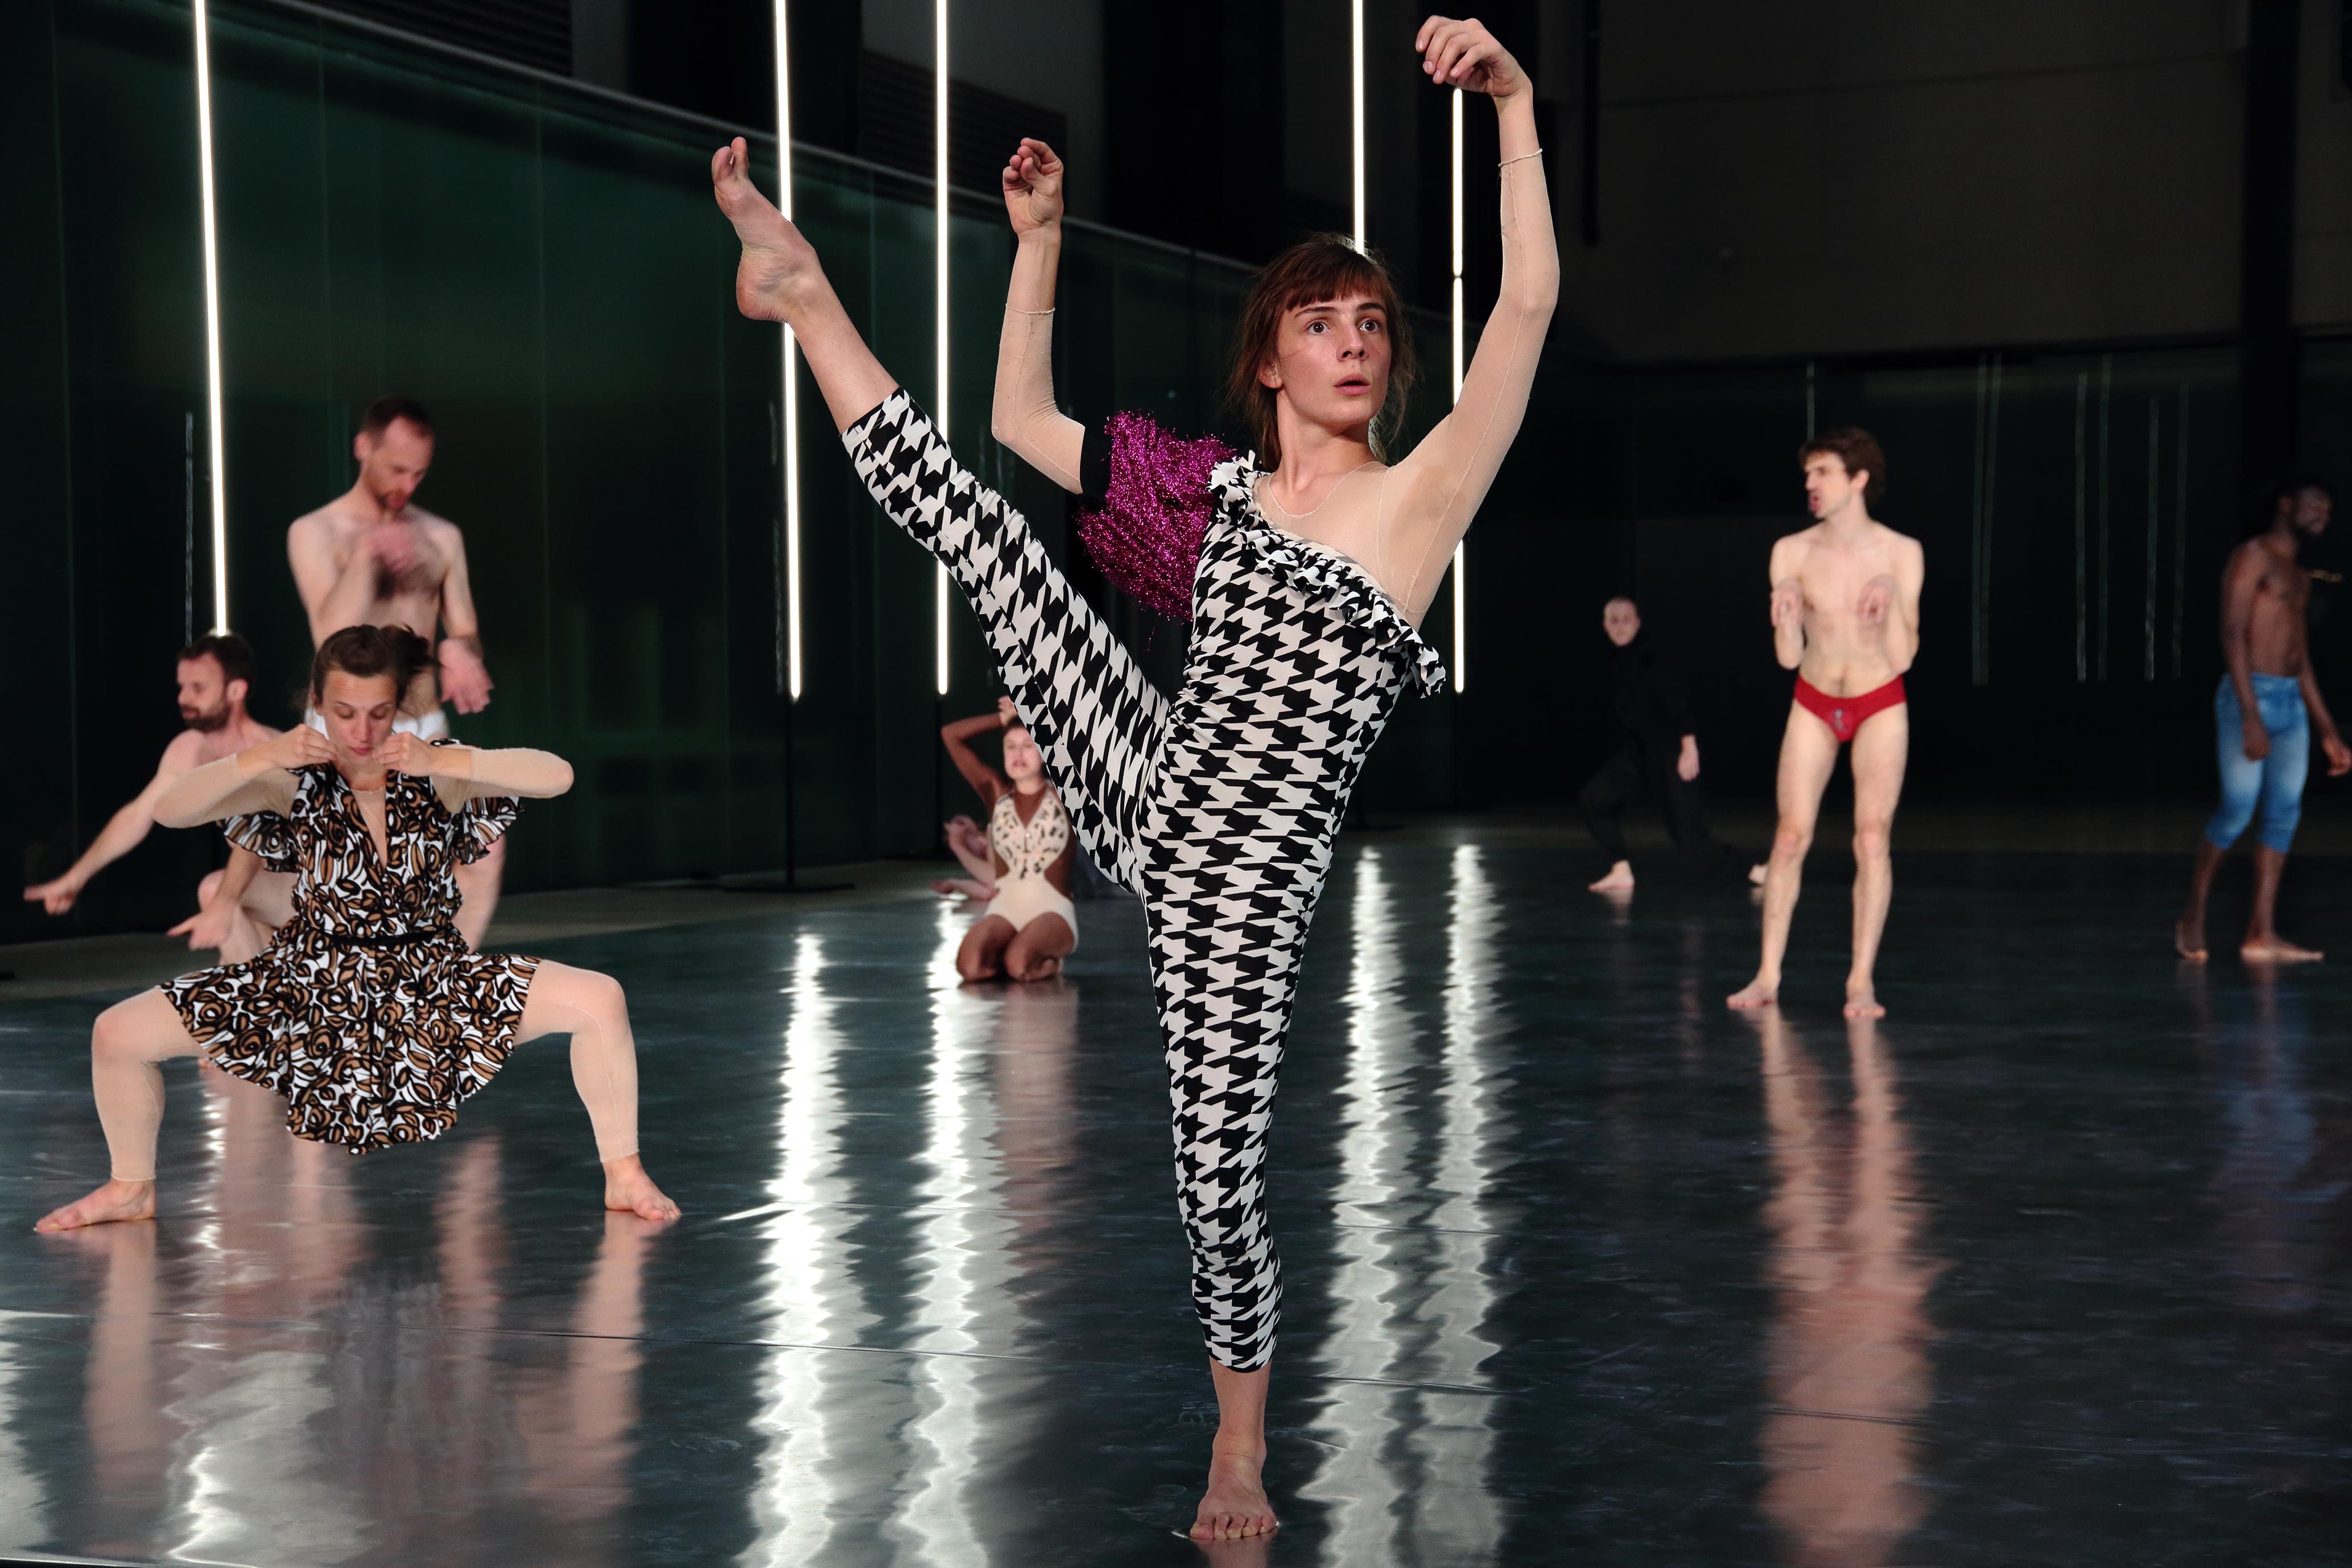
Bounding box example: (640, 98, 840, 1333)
(2241, 936, 2322, 964)
(710, 138, 822, 323)
(1726, 977, 1779, 1010)
(1843, 983, 1887, 1020)
(2174, 917, 2209, 962)
(1190, 1448, 1277, 1542)
(603, 1157, 680, 1223)
(35, 1178, 155, 1233)
(1587, 861, 1635, 893)
(1748, 862, 1768, 887)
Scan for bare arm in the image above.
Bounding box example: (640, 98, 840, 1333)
(1769, 540, 1806, 671)
(288, 517, 382, 646)
(1384, 20, 1559, 621)
(990, 139, 1087, 493)
(434, 526, 494, 713)
(939, 709, 1010, 807)
(2299, 660, 2351, 774)
(2219, 544, 2269, 750)
(20, 739, 200, 911)
(1878, 538, 1925, 674)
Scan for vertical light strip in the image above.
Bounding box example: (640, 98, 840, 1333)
(1449, 89, 1466, 694)
(1350, 0, 1366, 247)
(773, 1, 803, 699)
(193, 0, 231, 633)
(933, 0, 951, 696)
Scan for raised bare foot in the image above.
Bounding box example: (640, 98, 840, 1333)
(1190, 1448, 1277, 1542)
(1843, 983, 1887, 1020)
(1748, 862, 1768, 887)
(1587, 861, 1635, 893)
(1726, 977, 1779, 1010)
(35, 1178, 155, 1233)
(2174, 917, 2209, 962)
(710, 138, 822, 322)
(603, 1157, 680, 1223)
(2241, 936, 2322, 964)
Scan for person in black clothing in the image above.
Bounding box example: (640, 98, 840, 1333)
(1582, 597, 1760, 892)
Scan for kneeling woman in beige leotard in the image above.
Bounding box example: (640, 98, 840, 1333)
(940, 696, 1076, 981)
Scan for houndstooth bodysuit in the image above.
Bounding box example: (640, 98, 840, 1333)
(848, 393, 1443, 1368)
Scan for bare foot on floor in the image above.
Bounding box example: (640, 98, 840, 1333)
(1843, 983, 1887, 1020)
(1726, 977, 1779, 1010)
(2174, 917, 2208, 962)
(35, 1178, 156, 1233)
(1748, 862, 1768, 887)
(1191, 1449, 1277, 1542)
(2241, 936, 2322, 964)
(603, 1157, 681, 1223)
(1587, 861, 1635, 893)
(710, 137, 822, 322)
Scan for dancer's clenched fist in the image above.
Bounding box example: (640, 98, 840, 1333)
(1415, 15, 1528, 99)
(1001, 137, 1063, 236)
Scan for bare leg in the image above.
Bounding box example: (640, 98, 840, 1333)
(711, 139, 898, 429)
(35, 991, 205, 1232)
(454, 835, 507, 951)
(1730, 706, 1839, 1009)
(2240, 845, 2322, 962)
(957, 915, 1016, 981)
(2176, 839, 2225, 960)
(1191, 1360, 1278, 1541)
(1843, 705, 1910, 1018)
(515, 960, 679, 1221)
(1002, 914, 1074, 982)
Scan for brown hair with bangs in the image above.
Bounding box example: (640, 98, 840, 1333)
(1223, 235, 1417, 471)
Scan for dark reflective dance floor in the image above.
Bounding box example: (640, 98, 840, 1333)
(4, 831, 2348, 1565)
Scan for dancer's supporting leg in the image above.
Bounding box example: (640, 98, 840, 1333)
(1730, 704, 1839, 1009)
(513, 960, 678, 1222)
(1579, 745, 1643, 892)
(1843, 703, 1909, 1019)
(34, 991, 200, 1232)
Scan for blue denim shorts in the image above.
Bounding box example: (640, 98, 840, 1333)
(2206, 674, 2308, 853)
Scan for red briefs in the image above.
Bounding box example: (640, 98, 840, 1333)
(1793, 674, 1906, 744)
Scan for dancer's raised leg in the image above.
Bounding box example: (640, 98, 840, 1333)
(35, 991, 205, 1232)
(515, 960, 679, 1222)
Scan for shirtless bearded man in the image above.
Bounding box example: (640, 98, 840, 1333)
(1728, 429, 1923, 1019)
(287, 396, 505, 948)
(2174, 472, 2350, 963)
(22, 634, 294, 962)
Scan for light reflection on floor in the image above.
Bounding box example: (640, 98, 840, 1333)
(2, 835, 2347, 1566)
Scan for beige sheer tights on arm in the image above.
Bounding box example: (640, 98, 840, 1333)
(991, 303, 1086, 492)
(517, 962, 641, 1163)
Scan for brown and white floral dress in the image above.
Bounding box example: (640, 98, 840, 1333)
(163, 755, 538, 1153)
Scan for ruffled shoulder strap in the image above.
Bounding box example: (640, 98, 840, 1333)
(221, 766, 317, 872)
(1072, 412, 1238, 622)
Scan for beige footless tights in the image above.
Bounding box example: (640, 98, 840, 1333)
(91, 971, 639, 1181)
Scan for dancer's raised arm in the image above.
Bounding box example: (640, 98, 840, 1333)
(1387, 16, 1559, 616)
(712, 139, 899, 432)
(991, 139, 1088, 493)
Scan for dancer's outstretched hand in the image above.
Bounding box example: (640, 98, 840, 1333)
(1001, 138, 1064, 236)
(1416, 16, 1527, 99)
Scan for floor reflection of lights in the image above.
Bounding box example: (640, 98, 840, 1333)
(743, 930, 866, 1563)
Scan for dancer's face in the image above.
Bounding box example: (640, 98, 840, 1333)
(1002, 724, 1043, 784)
(1602, 599, 1641, 647)
(315, 670, 399, 764)
(1804, 453, 1867, 521)
(1262, 294, 1391, 436)
(354, 418, 434, 516)
(2286, 486, 2332, 538)
(175, 654, 241, 732)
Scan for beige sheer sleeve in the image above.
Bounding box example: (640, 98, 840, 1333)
(1379, 152, 1559, 624)
(432, 747, 575, 809)
(154, 755, 298, 828)
(989, 304, 1087, 494)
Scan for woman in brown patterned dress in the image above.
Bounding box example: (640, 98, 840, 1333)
(34, 626, 678, 1232)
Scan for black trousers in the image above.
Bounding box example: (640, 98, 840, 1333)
(1579, 739, 1744, 869)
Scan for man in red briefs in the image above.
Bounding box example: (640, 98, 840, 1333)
(1728, 428, 1923, 1018)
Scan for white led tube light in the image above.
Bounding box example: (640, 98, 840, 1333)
(193, 0, 230, 633)
(1351, 0, 1366, 247)
(934, 0, 951, 696)
(773, 0, 803, 700)
(1450, 88, 1466, 693)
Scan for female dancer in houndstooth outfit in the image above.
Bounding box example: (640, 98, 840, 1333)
(712, 15, 1552, 1540)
